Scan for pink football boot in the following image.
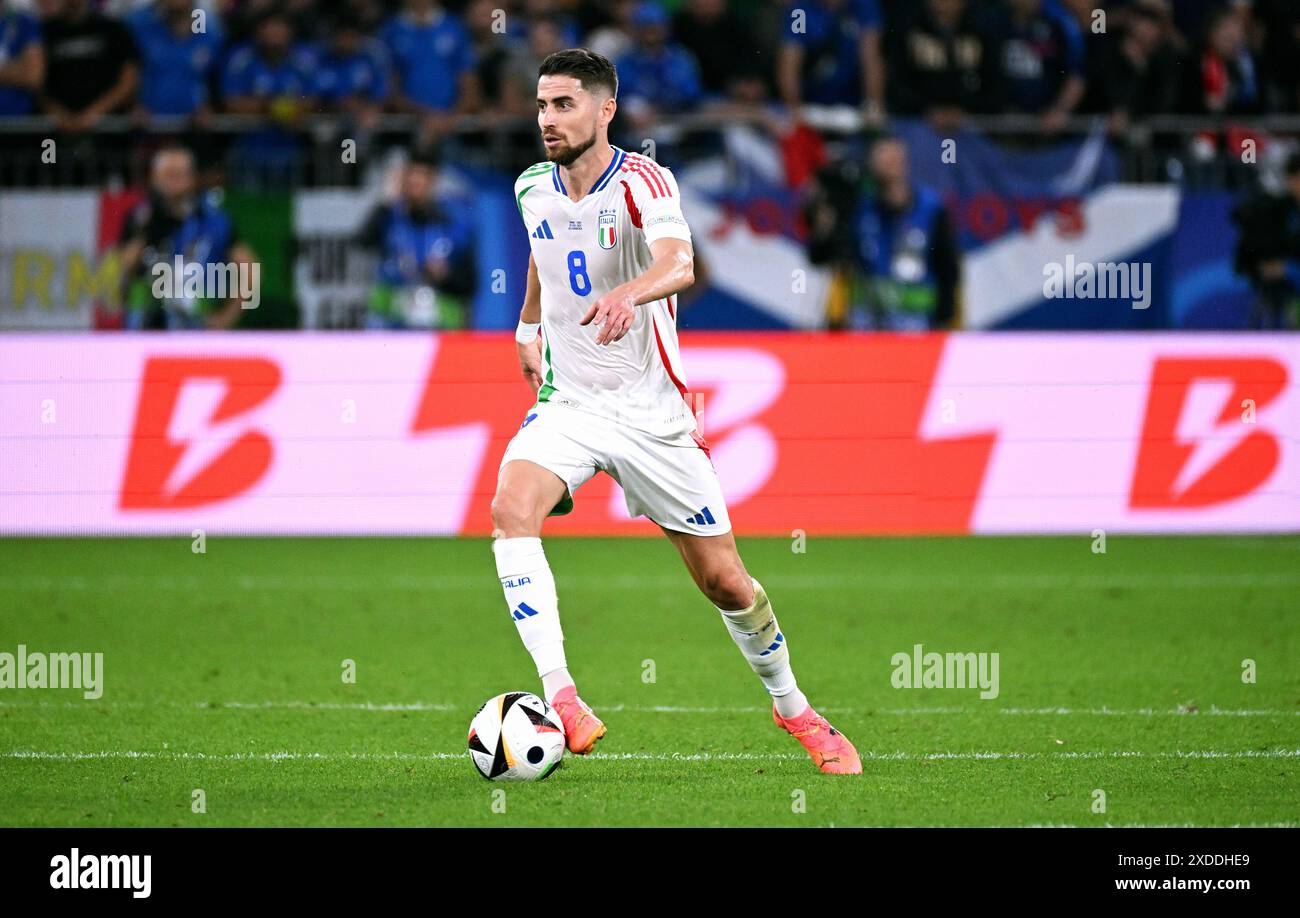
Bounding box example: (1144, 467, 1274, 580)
(773, 703, 862, 774)
(550, 685, 607, 755)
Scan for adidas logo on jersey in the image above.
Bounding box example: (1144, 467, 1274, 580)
(531, 219, 554, 240)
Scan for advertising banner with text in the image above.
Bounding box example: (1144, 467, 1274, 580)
(1, 333, 1294, 535)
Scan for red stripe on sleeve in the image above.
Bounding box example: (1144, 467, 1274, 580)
(624, 156, 670, 197)
(620, 180, 642, 227)
(621, 163, 661, 199)
(630, 155, 671, 196)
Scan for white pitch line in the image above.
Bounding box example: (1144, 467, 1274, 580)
(207, 701, 459, 712)
(2, 749, 1296, 763)
(0, 700, 1296, 717)
(875, 705, 1300, 717)
(606, 704, 1300, 717)
(1027, 823, 1300, 829)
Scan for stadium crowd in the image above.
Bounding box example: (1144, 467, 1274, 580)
(3, 0, 1298, 332)
(0, 0, 1298, 137)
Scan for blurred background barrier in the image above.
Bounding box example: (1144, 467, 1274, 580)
(3, 0, 1300, 332)
(1, 331, 1294, 536)
(0, 115, 1294, 331)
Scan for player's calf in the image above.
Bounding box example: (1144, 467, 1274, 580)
(715, 577, 805, 714)
(701, 566, 756, 611)
(713, 577, 861, 773)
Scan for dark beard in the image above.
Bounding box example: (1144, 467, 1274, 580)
(547, 129, 597, 167)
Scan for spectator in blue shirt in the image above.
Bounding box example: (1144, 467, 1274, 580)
(989, 0, 1086, 131)
(778, 0, 884, 118)
(127, 0, 223, 118)
(614, 2, 704, 134)
(380, 0, 482, 137)
(805, 137, 959, 331)
(221, 9, 317, 124)
(358, 146, 477, 330)
(115, 145, 256, 330)
(220, 10, 317, 186)
(315, 9, 390, 129)
(0, 0, 43, 116)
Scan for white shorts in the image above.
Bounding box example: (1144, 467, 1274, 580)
(499, 400, 732, 536)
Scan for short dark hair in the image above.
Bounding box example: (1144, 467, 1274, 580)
(538, 48, 618, 99)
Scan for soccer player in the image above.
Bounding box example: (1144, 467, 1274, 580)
(490, 49, 861, 774)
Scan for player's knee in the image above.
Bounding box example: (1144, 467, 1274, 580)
(490, 491, 541, 537)
(704, 567, 755, 611)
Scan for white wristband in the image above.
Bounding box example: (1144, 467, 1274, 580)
(515, 320, 541, 344)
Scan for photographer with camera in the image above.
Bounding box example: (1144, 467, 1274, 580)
(114, 145, 256, 330)
(804, 136, 959, 331)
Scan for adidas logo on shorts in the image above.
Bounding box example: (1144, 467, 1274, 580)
(685, 506, 716, 526)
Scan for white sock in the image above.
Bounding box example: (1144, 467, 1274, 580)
(541, 667, 575, 703)
(773, 687, 810, 718)
(493, 536, 567, 681)
(716, 578, 809, 718)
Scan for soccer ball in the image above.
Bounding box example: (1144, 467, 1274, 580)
(468, 691, 566, 781)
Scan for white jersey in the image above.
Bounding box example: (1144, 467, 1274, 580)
(515, 145, 697, 438)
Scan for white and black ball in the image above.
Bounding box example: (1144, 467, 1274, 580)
(468, 691, 566, 781)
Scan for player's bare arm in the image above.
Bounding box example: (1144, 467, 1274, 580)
(579, 238, 695, 346)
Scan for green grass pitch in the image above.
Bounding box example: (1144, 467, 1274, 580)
(0, 535, 1296, 827)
